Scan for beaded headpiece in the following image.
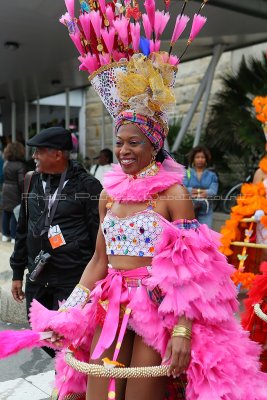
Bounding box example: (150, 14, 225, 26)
(60, 0, 208, 148)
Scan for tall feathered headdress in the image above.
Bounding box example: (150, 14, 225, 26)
(60, 0, 208, 148)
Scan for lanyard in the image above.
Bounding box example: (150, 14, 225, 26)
(41, 169, 68, 235)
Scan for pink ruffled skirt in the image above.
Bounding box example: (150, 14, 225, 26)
(32, 264, 267, 399)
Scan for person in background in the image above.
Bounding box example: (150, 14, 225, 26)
(90, 148, 113, 184)
(2, 142, 25, 243)
(183, 145, 218, 228)
(10, 127, 102, 358)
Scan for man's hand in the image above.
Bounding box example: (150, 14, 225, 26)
(11, 280, 25, 303)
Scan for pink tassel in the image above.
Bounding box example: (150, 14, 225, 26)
(64, 0, 75, 19)
(130, 22, 140, 52)
(70, 31, 85, 55)
(59, 12, 71, 26)
(142, 14, 152, 39)
(113, 16, 129, 47)
(150, 39, 160, 52)
(90, 10, 102, 38)
(171, 14, 190, 44)
(98, 0, 106, 14)
(78, 58, 88, 71)
(154, 11, 170, 39)
(0, 329, 52, 359)
(101, 27, 115, 53)
(78, 54, 100, 74)
(79, 13, 91, 41)
(99, 53, 111, 66)
(106, 5, 115, 26)
(189, 14, 207, 42)
(144, 0, 155, 30)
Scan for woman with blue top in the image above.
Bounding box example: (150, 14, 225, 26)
(183, 146, 218, 228)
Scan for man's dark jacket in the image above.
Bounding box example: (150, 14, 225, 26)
(10, 161, 102, 286)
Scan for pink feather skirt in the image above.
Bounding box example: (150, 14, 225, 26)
(32, 261, 267, 399)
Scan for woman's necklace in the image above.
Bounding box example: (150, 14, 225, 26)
(130, 162, 160, 180)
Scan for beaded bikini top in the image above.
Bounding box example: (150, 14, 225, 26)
(102, 199, 163, 258)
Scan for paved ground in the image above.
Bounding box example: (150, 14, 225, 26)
(0, 240, 55, 399)
(0, 321, 54, 400)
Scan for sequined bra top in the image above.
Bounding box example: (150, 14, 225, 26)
(102, 199, 163, 258)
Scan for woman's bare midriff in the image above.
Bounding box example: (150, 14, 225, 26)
(108, 255, 152, 270)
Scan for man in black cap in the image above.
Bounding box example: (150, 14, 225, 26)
(10, 127, 102, 357)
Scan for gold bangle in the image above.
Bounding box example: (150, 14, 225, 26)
(172, 333, 191, 340)
(172, 325, 192, 339)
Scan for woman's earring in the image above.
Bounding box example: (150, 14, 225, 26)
(151, 153, 156, 163)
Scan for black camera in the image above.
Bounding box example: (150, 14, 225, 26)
(29, 250, 51, 282)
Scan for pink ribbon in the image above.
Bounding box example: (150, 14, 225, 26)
(91, 266, 149, 360)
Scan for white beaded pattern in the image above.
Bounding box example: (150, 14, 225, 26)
(60, 284, 90, 310)
(102, 210, 162, 257)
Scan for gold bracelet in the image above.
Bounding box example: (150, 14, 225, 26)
(172, 325, 192, 340)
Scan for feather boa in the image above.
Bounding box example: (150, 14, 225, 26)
(103, 157, 185, 202)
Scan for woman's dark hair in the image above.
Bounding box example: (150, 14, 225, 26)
(4, 142, 25, 161)
(156, 147, 167, 163)
(188, 145, 211, 167)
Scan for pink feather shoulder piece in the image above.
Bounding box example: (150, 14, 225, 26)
(103, 158, 185, 203)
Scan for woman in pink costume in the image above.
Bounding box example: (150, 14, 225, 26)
(36, 86, 267, 400)
(28, 1, 267, 399)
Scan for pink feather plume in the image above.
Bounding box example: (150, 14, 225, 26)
(154, 11, 170, 39)
(130, 22, 141, 52)
(79, 13, 91, 41)
(150, 39, 160, 52)
(98, 0, 106, 14)
(113, 16, 129, 47)
(64, 0, 75, 19)
(59, 12, 71, 26)
(90, 10, 102, 38)
(70, 31, 85, 55)
(169, 55, 180, 65)
(78, 54, 100, 74)
(99, 53, 111, 66)
(144, 0, 156, 30)
(171, 14, 190, 44)
(0, 329, 52, 359)
(106, 5, 115, 27)
(142, 14, 152, 39)
(189, 14, 207, 42)
(101, 27, 115, 54)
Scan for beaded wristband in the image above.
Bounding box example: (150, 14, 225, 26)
(59, 284, 91, 311)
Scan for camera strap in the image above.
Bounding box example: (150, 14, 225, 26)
(41, 169, 68, 235)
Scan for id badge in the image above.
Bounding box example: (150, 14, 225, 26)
(48, 225, 66, 249)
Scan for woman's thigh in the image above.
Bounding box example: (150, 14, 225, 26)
(125, 333, 167, 400)
(86, 325, 135, 400)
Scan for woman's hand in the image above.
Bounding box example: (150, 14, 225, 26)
(163, 336, 191, 378)
(191, 188, 207, 198)
(44, 331, 65, 348)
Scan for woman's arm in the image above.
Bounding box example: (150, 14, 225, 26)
(165, 184, 195, 221)
(79, 190, 109, 290)
(253, 168, 263, 184)
(162, 184, 194, 376)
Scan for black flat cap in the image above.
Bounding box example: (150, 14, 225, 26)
(27, 127, 73, 150)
